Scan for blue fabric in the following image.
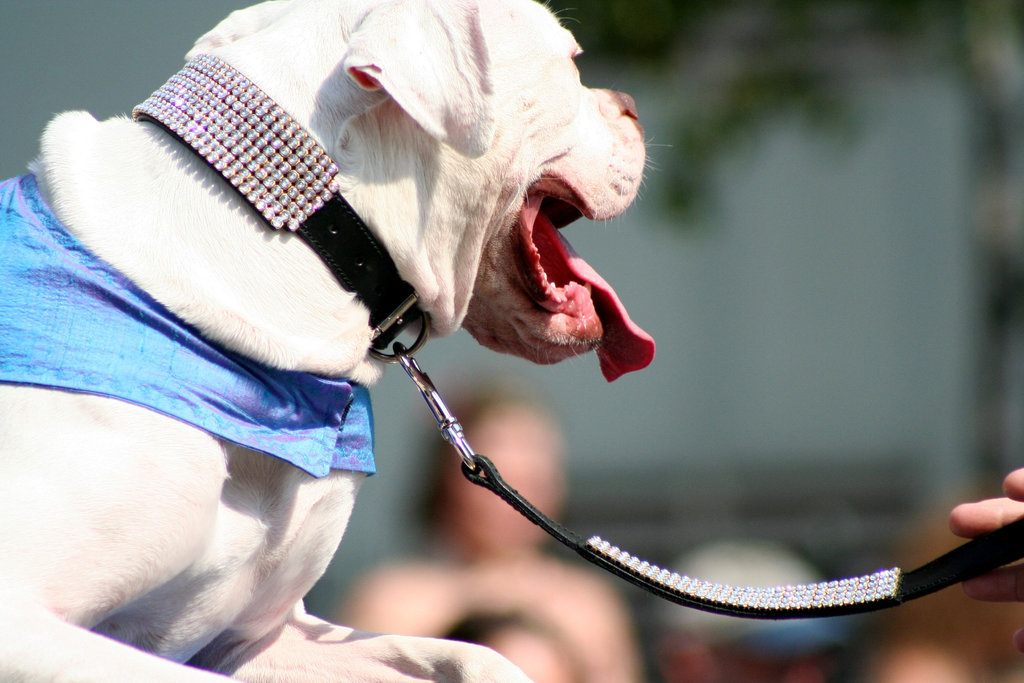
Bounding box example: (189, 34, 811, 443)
(0, 174, 375, 477)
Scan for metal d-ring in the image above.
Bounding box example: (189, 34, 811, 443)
(369, 312, 431, 363)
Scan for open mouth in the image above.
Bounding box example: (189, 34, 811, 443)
(521, 195, 590, 317)
(518, 187, 655, 382)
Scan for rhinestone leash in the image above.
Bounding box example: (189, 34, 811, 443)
(391, 341, 1024, 619)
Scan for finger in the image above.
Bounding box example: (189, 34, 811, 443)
(1014, 628, 1024, 654)
(1005, 469, 1024, 501)
(949, 498, 1024, 538)
(961, 564, 1024, 602)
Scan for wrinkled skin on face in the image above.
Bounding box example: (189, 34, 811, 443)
(459, 4, 654, 381)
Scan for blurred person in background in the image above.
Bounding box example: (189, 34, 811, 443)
(655, 539, 848, 683)
(336, 377, 643, 683)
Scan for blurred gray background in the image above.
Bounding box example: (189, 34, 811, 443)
(2, 0, 1021, 677)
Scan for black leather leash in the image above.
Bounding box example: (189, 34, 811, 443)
(394, 342, 1024, 619)
(465, 451, 1024, 618)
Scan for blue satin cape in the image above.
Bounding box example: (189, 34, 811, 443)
(0, 174, 374, 477)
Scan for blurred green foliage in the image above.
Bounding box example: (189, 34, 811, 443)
(550, 0, 967, 62)
(546, 0, 1022, 221)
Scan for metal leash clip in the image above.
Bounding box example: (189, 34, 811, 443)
(392, 343, 478, 470)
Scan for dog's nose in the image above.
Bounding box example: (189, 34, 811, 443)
(610, 91, 639, 121)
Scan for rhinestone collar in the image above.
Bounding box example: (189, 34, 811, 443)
(133, 54, 422, 351)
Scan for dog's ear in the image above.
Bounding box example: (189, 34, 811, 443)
(343, 0, 495, 158)
(186, 1, 292, 57)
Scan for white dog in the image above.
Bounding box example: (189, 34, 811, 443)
(0, 0, 653, 680)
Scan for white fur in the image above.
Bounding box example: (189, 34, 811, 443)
(0, 0, 645, 680)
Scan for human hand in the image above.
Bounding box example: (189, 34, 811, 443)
(949, 468, 1024, 651)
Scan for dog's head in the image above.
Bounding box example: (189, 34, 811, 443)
(191, 0, 654, 381)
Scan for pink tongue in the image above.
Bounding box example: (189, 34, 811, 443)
(529, 204, 656, 382)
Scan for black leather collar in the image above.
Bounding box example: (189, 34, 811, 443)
(296, 196, 420, 350)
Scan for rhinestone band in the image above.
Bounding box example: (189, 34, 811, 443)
(587, 535, 902, 612)
(133, 54, 342, 231)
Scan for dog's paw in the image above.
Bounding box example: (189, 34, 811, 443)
(375, 635, 535, 683)
(215, 615, 534, 683)
(324, 633, 537, 683)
